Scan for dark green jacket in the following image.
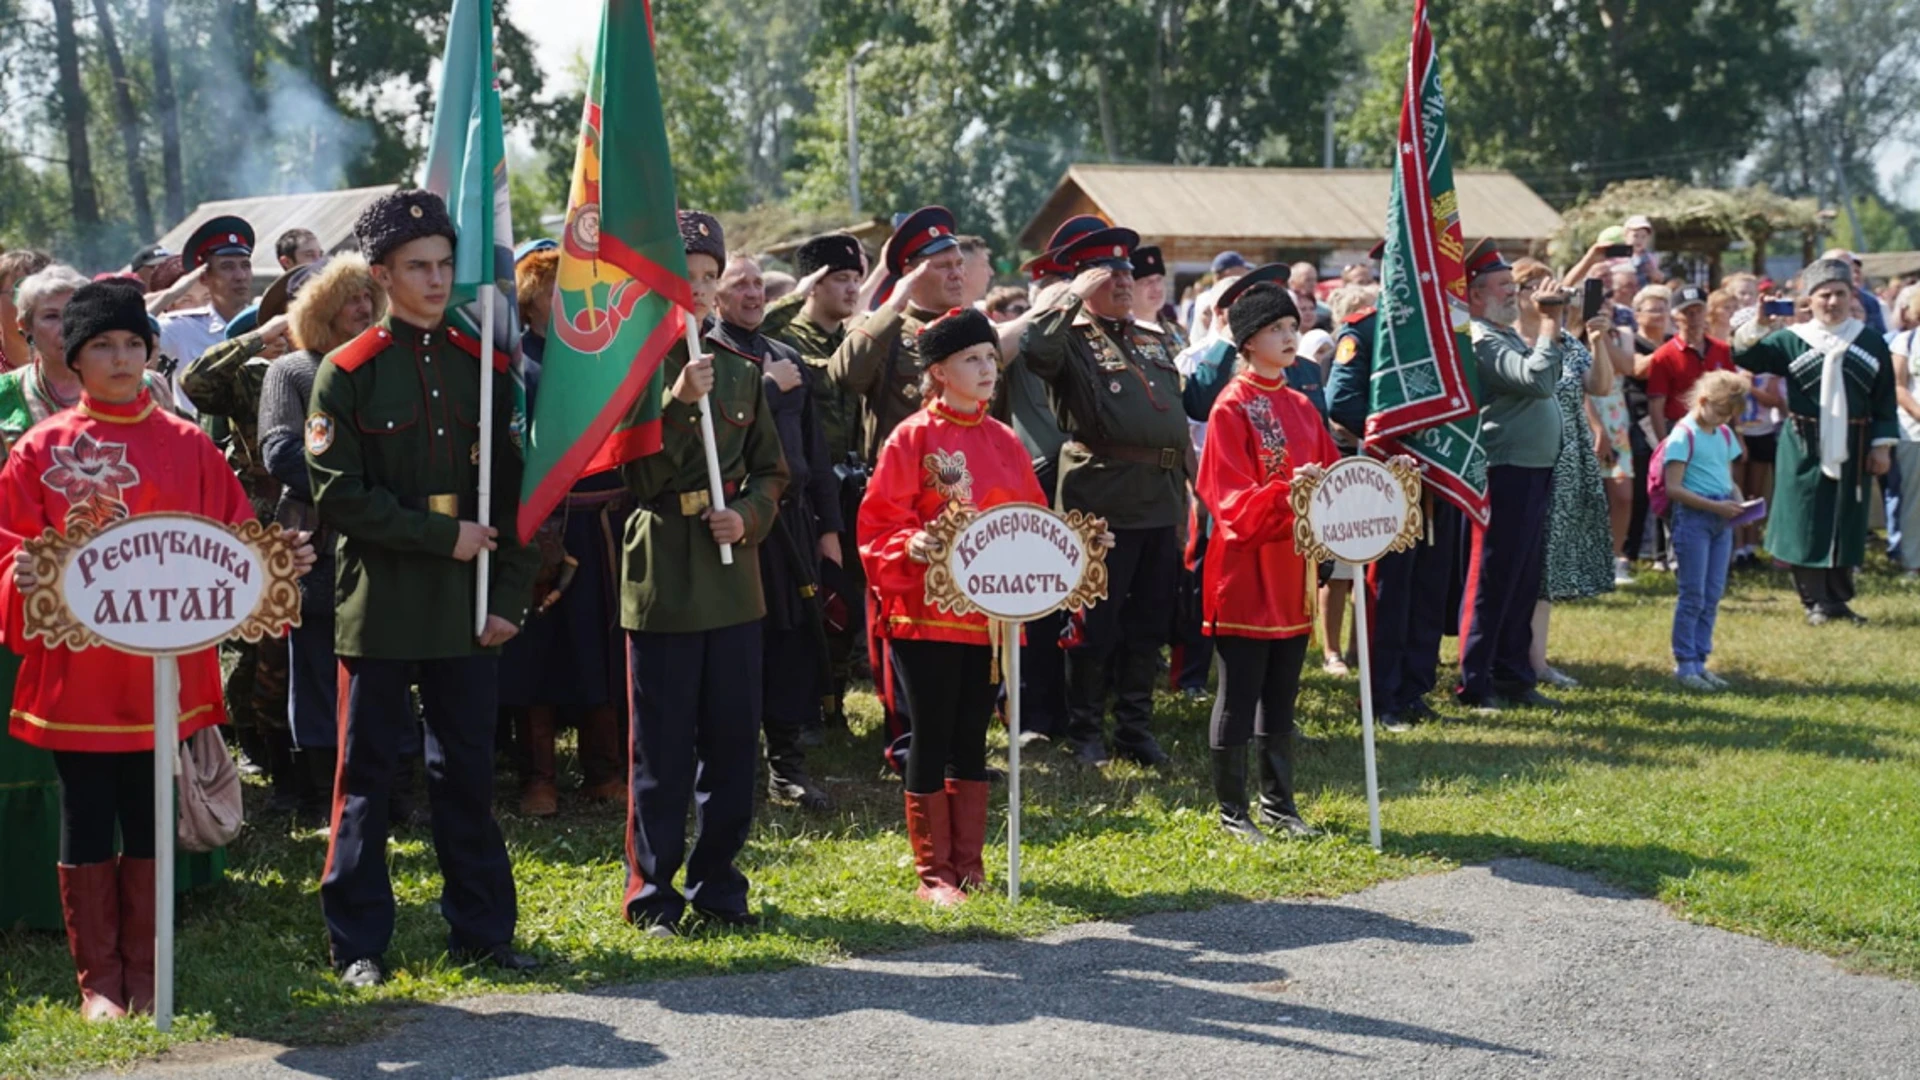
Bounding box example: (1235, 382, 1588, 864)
(829, 302, 942, 462)
(1020, 295, 1189, 529)
(307, 315, 539, 659)
(619, 340, 790, 634)
(765, 292, 864, 466)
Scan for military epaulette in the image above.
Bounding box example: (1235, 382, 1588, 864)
(445, 325, 508, 372)
(1342, 307, 1378, 326)
(327, 326, 393, 373)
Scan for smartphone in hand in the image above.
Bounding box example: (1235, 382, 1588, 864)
(1582, 277, 1606, 323)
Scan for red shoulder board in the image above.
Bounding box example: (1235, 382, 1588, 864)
(1342, 306, 1377, 325)
(445, 326, 507, 372)
(329, 326, 393, 373)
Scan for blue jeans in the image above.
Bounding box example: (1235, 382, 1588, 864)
(1670, 505, 1733, 672)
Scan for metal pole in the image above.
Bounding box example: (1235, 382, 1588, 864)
(846, 58, 862, 217)
(1349, 563, 1382, 851)
(152, 654, 178, 1031)
(1005, 620, 1021, 903)
(1323, 95, 1335, 169)
(683, 310, 733, 566)
(474, 282, 495, 636)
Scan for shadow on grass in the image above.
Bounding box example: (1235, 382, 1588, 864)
(611, 903, 1529, 1062)
(1388, 831, 1749, 899)
(271, 1004, 666, 1077)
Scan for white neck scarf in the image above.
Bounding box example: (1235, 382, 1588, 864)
(1790, 317, 1865, 480)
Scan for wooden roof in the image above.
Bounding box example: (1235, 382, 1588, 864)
(1019, 165, 1561, 253)
(155, 185, 400, 281)
(1858, 250, 1920, 282)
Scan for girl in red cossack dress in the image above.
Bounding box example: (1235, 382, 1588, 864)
(1196, 281, 1339, 842)
(0, 281, 315, 1020)
(859, 308, 1049, 905)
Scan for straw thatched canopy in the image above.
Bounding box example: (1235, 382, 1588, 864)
(1551, 179, 1826, 280)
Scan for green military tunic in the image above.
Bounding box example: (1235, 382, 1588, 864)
(828, 302, 941, 463)
(1020, 294, 1190, 529)
(307, 315, 539, 659)
(1735, 323, 1899, 568)
(180, 330, 279, 519)
(619, 341, 789, 635)
(763, 291, 864, 468)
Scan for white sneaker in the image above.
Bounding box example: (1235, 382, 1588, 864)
(1676, 673, 1715, 692)
(1538, 666, 1580, 690)
(1613, 557, 1635, 585)
(1700, 670, 1731, 690)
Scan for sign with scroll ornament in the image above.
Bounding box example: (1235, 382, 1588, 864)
(1287, 454, 1423, 855)
(921, 501, 1109, 622)
(22, 512, 303, 654)
(919, 500, 1109, 905)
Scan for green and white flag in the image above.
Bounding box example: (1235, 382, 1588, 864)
(1366, 0, 1488, 525)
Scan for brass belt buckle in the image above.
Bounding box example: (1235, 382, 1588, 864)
(427, 494, 460, 518)
(1158, 447, 1180, 470)
(679, 489, 712, 516)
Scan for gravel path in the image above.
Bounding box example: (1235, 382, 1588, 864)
(103, 859, 1920, 1080)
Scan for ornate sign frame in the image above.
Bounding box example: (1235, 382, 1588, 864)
(1290, 455, 1425, 567)
(22, 513, 303, 657)
(921, 501, 1110, 622)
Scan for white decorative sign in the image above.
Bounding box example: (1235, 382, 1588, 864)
(924, 502, 1108, 622)
(1291, 456, 1424, 567)
(25, 512, 301, 657)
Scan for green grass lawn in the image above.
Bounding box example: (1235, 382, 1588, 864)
(3, 561, 1917, 1078)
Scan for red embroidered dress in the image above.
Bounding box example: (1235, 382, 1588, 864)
(859, 399, 1048, 645)
(0, 391, 252, 752)
(1196, 370, 1339, 639)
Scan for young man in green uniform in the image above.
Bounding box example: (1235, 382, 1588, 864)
(1734, 258, 1899, 624)
(1021, 225, 1188, 768)
(760, 233, 868, 730)
(619, 211, 790, 936)
(308, 189, 541, 988)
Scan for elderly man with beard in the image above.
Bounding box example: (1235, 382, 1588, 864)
(1022, 225, 1188, 768)
(712, 252, 842, 810)
(1457, 240, 1566, 713)
(1735, 258, 1899, 624)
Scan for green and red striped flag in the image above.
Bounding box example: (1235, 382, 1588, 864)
(1365, 0, 1489, 525)
(517, 0, 691, 541)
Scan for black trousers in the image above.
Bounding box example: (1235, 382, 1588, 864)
(1367, 498, 1463, 714)
(623, 622, 760, 925)
(1014, 609, 1069, 738)
(1066, 524, 1178, 749)
(321, 654, 516, 965)
(1791, 565, 1857, 613)
(892, 639, 997, 795)
(1171, 522, 1214, 691)
(1458, 466, 1552, 703)
(761, 620, 820, 776)
(51, 750, 156, 864)
(1209, 635, 1309, 749)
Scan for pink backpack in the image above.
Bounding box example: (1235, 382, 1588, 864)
(1647, 424, 1732, 518)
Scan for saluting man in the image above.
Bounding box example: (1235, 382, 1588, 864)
(1021, 225, 1189, 768)
(156, 214, 257, 415)
(829, 206, 969, 462)
(307, 189, 541, 988)
(617, 211, 789, 937)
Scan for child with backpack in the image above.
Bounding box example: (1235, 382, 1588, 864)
(1655, 369, 1753, 690)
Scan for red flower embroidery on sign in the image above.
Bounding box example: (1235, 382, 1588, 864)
(42, 434, 141, 506)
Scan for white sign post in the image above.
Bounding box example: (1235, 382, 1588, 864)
(23, 513, 302, 1032)
(921, 501, 1109, 902)
(1290, 456, 1424, 851)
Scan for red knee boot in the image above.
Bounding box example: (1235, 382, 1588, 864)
(117, 856, 157, 1013)
(944, 779, 990, 892)
(57, 861, 127, 1021)
(903, 792, 966, 907)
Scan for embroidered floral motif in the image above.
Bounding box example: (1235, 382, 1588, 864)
(923, 448, 974, 504)
(42, 433, 139, 530)
(1241, 396, 1289, 479)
